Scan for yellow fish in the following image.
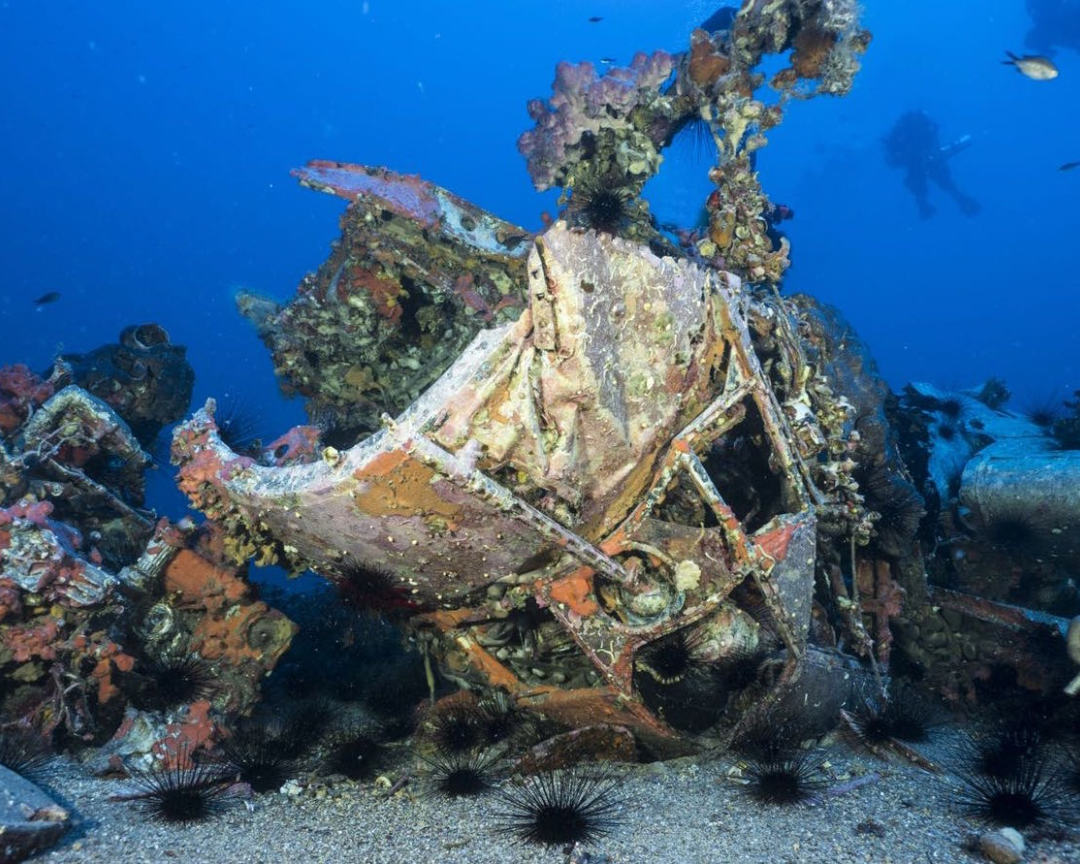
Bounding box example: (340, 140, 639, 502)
(1002, 51, 1058, 80)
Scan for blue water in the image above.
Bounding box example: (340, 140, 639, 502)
(2, 0, 1078, 520)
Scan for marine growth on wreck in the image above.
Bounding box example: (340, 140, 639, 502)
(174, 0, 881, 751)
(3, 1, 1080, 861)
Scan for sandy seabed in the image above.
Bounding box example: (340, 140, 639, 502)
(30, 731, 1080, 864)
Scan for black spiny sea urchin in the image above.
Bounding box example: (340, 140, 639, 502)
(740, 751, 828, 806)
(494, 769, 624, 846)
(428, 702, 483, 755)
(363, 658, 426, 734)
(334, 557, 418, 619)
(972, 507, 1048, 558)
(634, 626, 732, 732)
(322, 729, 386, 781)
(671, 111, 717, 165)
(943, 457, 966, 501)
(214, 394, 264, 454)
(213, 723, 296, 793)
(849, 686, 938, 746)
(1023, 394, 1063, 429)
(423, 749, 497, 798)
(733, 716, 828, 805)
(1063, 744, 1080, 796)
(121, 760, 235, 824)
(0, 723, 52, 779)
(566, 174, 637, 236)
(140, 655, 216, 710)
(955, 753, 1067, 828)
(935, 395, 966, 421)
(859, 465, 925, 557)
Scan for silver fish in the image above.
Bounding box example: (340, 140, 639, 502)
(1002, 51, 1059, 80)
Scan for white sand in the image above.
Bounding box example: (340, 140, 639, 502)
(33, 732, 1080, 864)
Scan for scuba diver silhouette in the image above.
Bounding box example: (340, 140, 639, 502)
(882, 111, 980, 219)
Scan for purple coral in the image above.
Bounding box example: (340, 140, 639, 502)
(517, 51, 673, 191)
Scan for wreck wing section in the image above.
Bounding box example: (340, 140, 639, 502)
(176, 325, 514, 598)
(432, 223, 725, 537)
(176, 320, 628, 605)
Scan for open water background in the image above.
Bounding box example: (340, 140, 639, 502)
(1, 0, 1078, 520)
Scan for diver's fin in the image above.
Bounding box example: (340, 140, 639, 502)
(940, 134, 972, 159)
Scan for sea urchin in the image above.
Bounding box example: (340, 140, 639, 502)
(859, 465, 925, 557)
(0, 723, 52, 779)
(323, 729, 385, 781)
(423, 749, 496, 798)
(739, 751, 827, 806)
(494, 770, 624, 846)
(120, 760, 235, 824)
(334, 558, 417, 618)
(140, 655, 216, 710)
(634, 627, 727, 732)
(849, 686, 938, 746)
(428, 703, 483, 755)
(955, 754, 1066, 828)
(213, 723, 296, 793)
(565, 174, 637, 236)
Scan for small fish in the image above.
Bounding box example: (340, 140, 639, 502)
(1002, 51, 1058, 80)
(33, 291, 61, 306)
(599, 57, 616, 64)
(1059, 160, 1080, 172)
(588, 16, 602, 23)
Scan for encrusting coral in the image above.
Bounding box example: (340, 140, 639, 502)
(517, 0, 871, 286)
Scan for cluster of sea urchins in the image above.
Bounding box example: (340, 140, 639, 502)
(103, 637, 1080, 854)
(413, 693, 629, 846)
